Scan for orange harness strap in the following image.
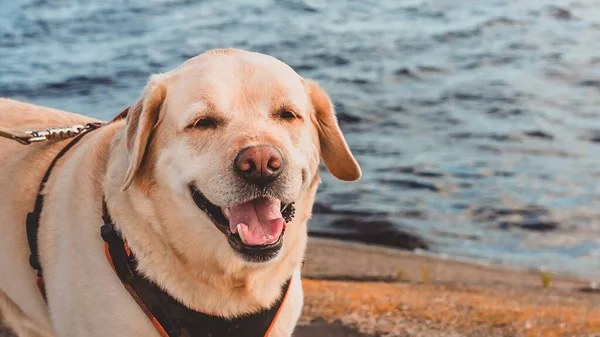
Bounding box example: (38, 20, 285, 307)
(103, 242, 170, 337)
(101, 203, 292, 337)
(103, 241, 291, 337)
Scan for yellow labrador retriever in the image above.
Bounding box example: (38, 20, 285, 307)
(0, 49, 360, 337)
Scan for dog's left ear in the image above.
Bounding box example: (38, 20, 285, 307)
(121, 75, 166, 191)
(305, 80, 361, 181)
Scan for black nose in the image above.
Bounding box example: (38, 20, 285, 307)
(234, 145, 284, 185)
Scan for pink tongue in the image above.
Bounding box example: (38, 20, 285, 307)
(228, 198, 284, 246)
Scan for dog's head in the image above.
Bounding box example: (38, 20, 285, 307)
(118, 49, 360, 265)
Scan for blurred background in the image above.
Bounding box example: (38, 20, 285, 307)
(1, 0, 600, 278)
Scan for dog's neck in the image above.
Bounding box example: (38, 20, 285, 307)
(102, 126, 314, 317)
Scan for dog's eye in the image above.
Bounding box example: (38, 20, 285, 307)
(279, 110, 296, 120)
(189, 117, 217, 129)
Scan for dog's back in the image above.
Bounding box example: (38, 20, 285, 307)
(0, 99, 96, 337)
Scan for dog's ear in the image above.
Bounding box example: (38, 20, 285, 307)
(305, 80, 361, 181)
(121, 75, 166, 191)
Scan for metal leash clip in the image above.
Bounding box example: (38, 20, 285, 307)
(24, 124, 87, 143)
(0, 123, 104, 145)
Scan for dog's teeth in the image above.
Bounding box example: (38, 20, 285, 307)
(265, 234, 273, 241)
(223, 207, 230, 219)
(237, 224, 247, 244)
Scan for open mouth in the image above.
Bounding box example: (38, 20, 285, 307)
(189, 184, 295, 263)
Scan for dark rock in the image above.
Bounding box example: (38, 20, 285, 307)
(311, 219, 428, 251)
(295, 319, 375, 337)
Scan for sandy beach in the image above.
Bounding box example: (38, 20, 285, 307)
(2, 237, 599, 337)
(297, 238, 600, 337)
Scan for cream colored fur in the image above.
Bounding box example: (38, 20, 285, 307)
(0, 49, 360, 337)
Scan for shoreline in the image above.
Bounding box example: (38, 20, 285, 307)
(303, 237, 596, 291)
(308, 231, 600, 280)
(308, 227, 599, 282)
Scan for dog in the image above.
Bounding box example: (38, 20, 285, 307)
(0, 48, 361, 337)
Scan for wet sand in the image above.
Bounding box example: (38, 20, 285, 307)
(2, 237, 599, 336)
(298, 238, 600, 336)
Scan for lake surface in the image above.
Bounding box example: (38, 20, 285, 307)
(2, 0, 600, 277)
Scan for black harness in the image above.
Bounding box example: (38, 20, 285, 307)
(26, 122, 104, 300)
(26, 120, 291, 337)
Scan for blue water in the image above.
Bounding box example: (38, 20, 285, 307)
(2, 0, 600, 277)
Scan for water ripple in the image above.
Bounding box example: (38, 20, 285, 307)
(2, 0, 600, 276)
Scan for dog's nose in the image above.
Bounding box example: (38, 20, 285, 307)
(235, 145, 283, 185)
